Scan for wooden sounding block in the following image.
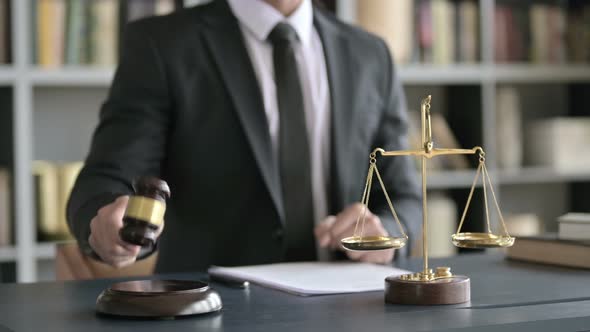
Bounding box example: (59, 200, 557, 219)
(96, 280, 222, 318)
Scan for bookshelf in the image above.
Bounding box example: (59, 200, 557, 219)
(5, 65, 590, 87)
(34, 242, 54, 259)
(493, 65, 590, 83)
(0, 67, 15, 84)
(29, 68, 114, 86)
(0, 247, 16, 262)
(0, 0, 589, 282)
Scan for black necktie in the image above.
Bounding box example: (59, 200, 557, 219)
(268, 23, 316, 261)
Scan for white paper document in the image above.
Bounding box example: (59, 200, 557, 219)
(208, 262, 410, 296)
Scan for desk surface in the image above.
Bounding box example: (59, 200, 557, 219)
(1, 254, 590, 332)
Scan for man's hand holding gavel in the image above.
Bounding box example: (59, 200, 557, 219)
(88, 196, 164, 268)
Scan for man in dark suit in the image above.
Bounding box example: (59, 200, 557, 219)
(67, 0, 421, 273)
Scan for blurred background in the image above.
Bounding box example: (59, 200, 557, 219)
(0, 0, 589, 283)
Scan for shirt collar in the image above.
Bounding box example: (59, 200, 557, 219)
(226, 0, 313, 46)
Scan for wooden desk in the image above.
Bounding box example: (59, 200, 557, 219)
(0, 254, 589, 332)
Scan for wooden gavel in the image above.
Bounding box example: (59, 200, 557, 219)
(119, 177, 170, 247)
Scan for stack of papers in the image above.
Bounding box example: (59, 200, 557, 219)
(208, 262, 410, 296)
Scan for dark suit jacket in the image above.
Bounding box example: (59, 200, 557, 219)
(67, 0, 422, 273)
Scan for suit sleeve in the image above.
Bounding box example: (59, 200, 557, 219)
(67, 22, 171, 258)
(368, 39, 422, 258)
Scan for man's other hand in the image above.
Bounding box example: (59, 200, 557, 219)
(314, 203, 394, 264)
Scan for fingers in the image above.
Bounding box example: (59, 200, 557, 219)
(329, 208, 388, 250)
(89, 229, 140, 267)
(343, 218, 394, 264)
(330, 214, 382, 249)
(111, 240, 141, 256)
(316, 203, 391, 249)
(105, 196, 130, 227)
(110, 256, 138, 269)
(346, 249, 395, 265)
(155, 221, 165, 238)
(326, 203, 367, 249)
(117, 240, 141, 253)
(88, 195, 142, 268)
(346, 250, 363, 261)
(314, 216, 335, 248)
(317, 203, 395, 264)
(330, 203, 367, 239)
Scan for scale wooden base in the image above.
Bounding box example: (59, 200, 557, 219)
(385, 270, 470, 305)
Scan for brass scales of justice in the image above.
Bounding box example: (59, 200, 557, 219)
(341, 95, 515, 305)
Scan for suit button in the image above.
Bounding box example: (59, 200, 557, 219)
(272, 229, 284, 240)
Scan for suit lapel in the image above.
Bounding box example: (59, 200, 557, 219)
(200, 0, 285, 223)
(314, 10, 355, 214)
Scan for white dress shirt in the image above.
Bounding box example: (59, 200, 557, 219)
(227, 0, 331, 254)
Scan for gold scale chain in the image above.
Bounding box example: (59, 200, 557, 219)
(352, 153, 408, 240)
(456, 150, 511, 236)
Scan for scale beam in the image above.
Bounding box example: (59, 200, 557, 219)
(374, 147, 484, 159)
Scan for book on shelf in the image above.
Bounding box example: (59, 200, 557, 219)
(356, 0, 479, 65)
(0, 168, 11, 247)
(356, 0, 414, 64)
(525, 117, 590, 172)
(546, 5, 567, 64)
(457, 0, 478, 63)
(89, 0, 119, 66)
(416, 0, 432, 63)
(33, 161, 83, 241)
(0, 0, 9, 64)
(34, 0, 178, 68)
(411, 193, 457, 258)
(37, 0, 66, 68)
(530, 5, 552, 64)
(567, 4, 590, 63)
(431, 0, 454, 65)
(496, 86, 522, 169)
(504, 213, 541, 237)
(65, 0, 89, 65)
(495, 2, 590, 64)
(506, 233, 590, 269)
(493, 5, 509, 62)
(558, 213, 590, 241)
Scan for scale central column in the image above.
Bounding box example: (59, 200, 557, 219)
(421, 155, 428, 276)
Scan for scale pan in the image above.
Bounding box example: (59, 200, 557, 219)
(341, 236, 407, 251)
(452, 232, 515, 248)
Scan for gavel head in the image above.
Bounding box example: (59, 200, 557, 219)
(132, 177, 171, 202)
(119, 177, 171, 247)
